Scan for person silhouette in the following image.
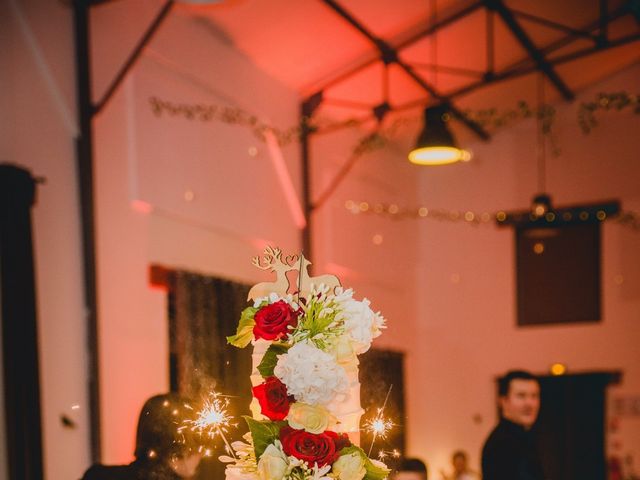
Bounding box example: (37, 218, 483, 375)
(81, 393, 204, 480)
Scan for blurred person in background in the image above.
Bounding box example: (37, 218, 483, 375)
(395, 457, 429, 480)
(440, 450, 478, 480)
(481, 370, 544, 480)
(81, 393, 204, 480)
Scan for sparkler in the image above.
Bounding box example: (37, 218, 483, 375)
(377, 449, 401, 461)
(179, 392, 237, 458)
(364, 385, 396, 457)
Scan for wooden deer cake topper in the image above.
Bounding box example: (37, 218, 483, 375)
(247, 247, 341, 301)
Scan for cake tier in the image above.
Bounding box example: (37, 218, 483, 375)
(250, 339, 364, 434)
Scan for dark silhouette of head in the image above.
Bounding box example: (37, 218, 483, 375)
(134, 393, 200, 462)
(397, 457, 428, 480)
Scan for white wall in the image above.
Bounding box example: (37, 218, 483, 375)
(90, 2, 304, 463)
(0, 1, 90, 479)
(408, 64, 640, 477)
(89, 0, 427, 463)
(310, 122, 421, 348)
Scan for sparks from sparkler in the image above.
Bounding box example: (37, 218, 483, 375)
(364, 385, 396, 457)
(179, 392, 237, 458)
(377, 449, 401, 461)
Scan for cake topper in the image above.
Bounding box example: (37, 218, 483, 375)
(247, 246, 341, 301)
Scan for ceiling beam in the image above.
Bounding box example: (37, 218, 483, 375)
(319, 0, 490, 140)
(510, 8, 599, 42)
(599, 0, 609, 45)
(93, 0, 174, 114)
(485, 0, 575, 101)
(395, 1, 484, 50)
(306, 1, 483, 100)
(505, 4, 628, 72)
(407, 30, 640, 106)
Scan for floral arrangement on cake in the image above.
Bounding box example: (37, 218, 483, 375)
(221, 248, 389, 480)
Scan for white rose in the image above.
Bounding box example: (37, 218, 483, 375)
(330, 336, 356, 362)
(257, 444, 288, 480)
(287, 402, 336, 434)
(332, 452, 366, 480)
(274, 342, 349, 406)
(329, 336, 359, 374)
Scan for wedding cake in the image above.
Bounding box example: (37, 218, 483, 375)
(223, 247, 389, 480)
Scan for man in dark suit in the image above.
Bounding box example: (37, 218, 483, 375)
(481, 370, 545, 480)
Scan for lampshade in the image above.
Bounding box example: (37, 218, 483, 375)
(408, 105, 471, 165)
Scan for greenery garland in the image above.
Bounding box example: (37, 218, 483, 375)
(148, 93, 639, 231)
(149, 91, 639, 160)
(577, 91, 640, 134)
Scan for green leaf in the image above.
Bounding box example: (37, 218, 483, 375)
(338, 445, 363, 457)
(243, 416, 286, 459)
(227, 306, 259, 348)
(364, 456, 391, 480)
(300, 299, 338, 338)
(257, 343, 290, 377)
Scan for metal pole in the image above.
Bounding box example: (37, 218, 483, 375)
(72, 0, 101, 463)
(300, 107, 313, 265)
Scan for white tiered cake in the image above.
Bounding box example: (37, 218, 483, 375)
(223, 248, 388, 480)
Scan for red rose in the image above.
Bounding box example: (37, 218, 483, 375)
(280, 426, 351, 467)
(252, 377, 291, 421)
(326, 430, 351, 452)
(253, 300, 299, 341)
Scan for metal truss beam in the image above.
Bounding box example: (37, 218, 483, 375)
(307, 1, 483, 101)
(485, 0, 574, 100)
(320, 0, 490, 140)
(93, 0, 174, 114)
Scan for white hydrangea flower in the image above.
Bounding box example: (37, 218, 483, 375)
(274, 342, 349, 406)
(336, 297, 385, 354)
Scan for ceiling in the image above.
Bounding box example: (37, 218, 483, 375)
(173, 0, 640, 142)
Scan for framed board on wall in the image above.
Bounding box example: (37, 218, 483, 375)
(516, 222, 601, 326)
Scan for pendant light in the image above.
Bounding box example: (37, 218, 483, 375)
(531, 74, 551, 217)
(408, 105, 471, 165)
(408, 0, 470, 166)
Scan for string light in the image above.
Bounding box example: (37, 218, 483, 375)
(344, 201, 639, 230)
(345, 201, 494, 224)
